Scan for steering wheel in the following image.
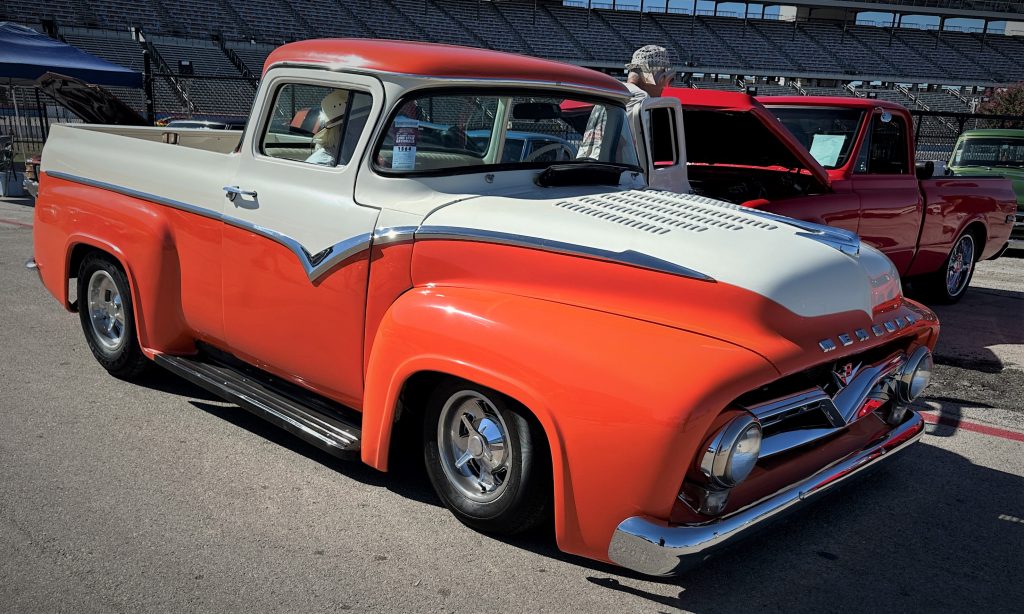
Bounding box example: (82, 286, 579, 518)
(525, 142, 575, 163)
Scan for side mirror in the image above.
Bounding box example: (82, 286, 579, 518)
(915, 160, 934, 180)
(880, 110, 893, 123)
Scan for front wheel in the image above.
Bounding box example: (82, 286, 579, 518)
(77, 253, 149, 379)
(923, 231, 977, 304)
(423, 380, 550, 535)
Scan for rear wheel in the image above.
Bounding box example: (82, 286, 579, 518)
(77, 253, 148, 379)
(923, 231, 976, 304)
(423, 380, 550, 535)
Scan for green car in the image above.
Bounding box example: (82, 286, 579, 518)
(948, 129, 1024, 249)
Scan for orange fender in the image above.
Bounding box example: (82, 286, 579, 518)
(361, 286, 778, 563)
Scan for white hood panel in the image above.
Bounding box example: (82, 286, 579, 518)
(420, 189, 900, 319)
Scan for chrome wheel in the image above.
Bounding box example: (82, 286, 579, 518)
(86, 269, 126, 352)
(437, 390, 511, 503)
(945, 233, 975, 298)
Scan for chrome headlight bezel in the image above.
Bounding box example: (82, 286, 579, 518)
(896, 346, 932, 403)
(699, 414, 763, 489)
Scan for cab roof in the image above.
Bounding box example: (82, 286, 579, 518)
(263, 39, 629, 97)
(958, 128, 1024, 138)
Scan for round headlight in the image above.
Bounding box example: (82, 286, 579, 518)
(700, 415, 762, 488)
(897, 346, 932, 403)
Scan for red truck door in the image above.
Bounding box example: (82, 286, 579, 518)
(849, 110, 923, 274)
(219, 73, 383, 408)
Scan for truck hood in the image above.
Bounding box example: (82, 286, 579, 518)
(661, 87, 831, 191)
(418, 188, 898, 323)
(34, 72, 146, 125)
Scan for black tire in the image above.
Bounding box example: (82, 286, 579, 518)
(921, 231, 977, 304)
(77, 253, 149, 379)
(423, 379, 550, 535)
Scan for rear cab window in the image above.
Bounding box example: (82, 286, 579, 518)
(260, 82, 373, 167)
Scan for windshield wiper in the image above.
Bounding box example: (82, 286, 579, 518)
(535, 162, 639, 187)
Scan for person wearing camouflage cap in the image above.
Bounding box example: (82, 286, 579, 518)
(577, 44, 676, 159)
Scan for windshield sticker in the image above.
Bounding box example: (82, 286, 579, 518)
(392, 117, 419, 170)
(809, 134, 845, 167)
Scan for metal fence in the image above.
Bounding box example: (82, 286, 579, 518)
(910, 110, 1024, 163)
(0, 85, 83, 162)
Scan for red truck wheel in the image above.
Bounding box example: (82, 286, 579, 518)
(77, 253, 149, 379)
(924, 232, 977, 304)
(423, 380, 550, 535)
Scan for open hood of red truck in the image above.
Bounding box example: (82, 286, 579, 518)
(661, 87, 831, 190)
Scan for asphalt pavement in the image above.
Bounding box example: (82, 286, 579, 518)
(1, 196, 1022, 613)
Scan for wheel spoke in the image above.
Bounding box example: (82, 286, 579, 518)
(453, 449, 474, 469)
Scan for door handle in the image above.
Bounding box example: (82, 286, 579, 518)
(223, 185, 258, 202)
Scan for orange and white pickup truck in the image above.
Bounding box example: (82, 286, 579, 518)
(33, 39, 938, 576)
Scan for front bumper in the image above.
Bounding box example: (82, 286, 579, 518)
(608, 411, 925, 576)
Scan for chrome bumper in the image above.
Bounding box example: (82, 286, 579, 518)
(608, 411, 925, 577)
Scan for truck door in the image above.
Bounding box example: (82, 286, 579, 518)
(850, 110, 923, 274)
(219, 69, 384, 406)
(631, 97, 690, 194)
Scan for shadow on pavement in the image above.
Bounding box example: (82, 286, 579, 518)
(187, 399, 443, 508)
(580, 443, 1024, 613)
(928, 285, 1024, 373)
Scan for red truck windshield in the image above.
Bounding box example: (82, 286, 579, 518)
(768, 107, 864, 170)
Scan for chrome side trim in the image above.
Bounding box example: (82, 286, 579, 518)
(373, 225, 419, 246)
(607, 412, 925, 577)
(44, 170, 372, 283)
(415, 225, 715, 282)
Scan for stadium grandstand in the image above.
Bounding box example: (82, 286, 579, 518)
(2, 0, 1023, 159)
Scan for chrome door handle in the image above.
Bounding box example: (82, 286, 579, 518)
(223, 185, 257, 202)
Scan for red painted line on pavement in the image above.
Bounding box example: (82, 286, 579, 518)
(920, 411, 1024, 443)
(0, 218, 32, 229)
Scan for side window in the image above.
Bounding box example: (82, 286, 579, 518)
(647, 107, 678, 166)
(260, 83, 372, 167)
(857, 114, 909, 175)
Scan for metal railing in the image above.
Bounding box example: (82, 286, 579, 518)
(910, 109, 1024, 162)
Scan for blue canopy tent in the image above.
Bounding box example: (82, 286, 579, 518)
(0, 23, 144, 170)
(0, 22, 141, 87)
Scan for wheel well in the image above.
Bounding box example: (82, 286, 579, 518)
(392, 370, 553, 467)
(67, 244, 108, 310)
(963, 222, 986, 260)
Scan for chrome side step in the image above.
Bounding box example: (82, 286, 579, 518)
(154, 352, 362, 459)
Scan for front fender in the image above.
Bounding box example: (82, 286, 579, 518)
(361, 286, 778, 563)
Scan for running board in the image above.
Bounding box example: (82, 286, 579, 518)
(154, 352, 362, 459)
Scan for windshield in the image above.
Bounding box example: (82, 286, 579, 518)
(374, 91, 639, 174)
(769, 107, 864, 169)
(951, 137, 1024, 168)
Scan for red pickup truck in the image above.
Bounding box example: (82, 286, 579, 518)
(649, 90, 1016, 303)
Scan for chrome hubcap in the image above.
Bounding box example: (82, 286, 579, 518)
(946, 234, 975, 297)
(437, 390, 511, 503)
(87, 270, 126, 351)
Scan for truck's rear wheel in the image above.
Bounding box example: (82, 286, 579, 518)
(924, 231, 976, 304)
(423, 380, 550, 535)
(77, 253, 148, 379)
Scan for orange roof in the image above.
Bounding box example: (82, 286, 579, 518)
(263, 39, 628, 96)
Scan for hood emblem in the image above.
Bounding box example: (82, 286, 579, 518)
(818, 313, 918, 353)
(833, 362, 862, 388)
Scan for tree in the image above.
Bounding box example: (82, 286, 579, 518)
(980, 82, 1024, 116)
(978, 82, 1024, 128)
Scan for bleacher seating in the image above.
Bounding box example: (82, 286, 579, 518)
(3, 0, 1024, 120)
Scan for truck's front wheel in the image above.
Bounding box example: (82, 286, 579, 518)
(77, 253, 148, 379)
(423, 380, 550, 535)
